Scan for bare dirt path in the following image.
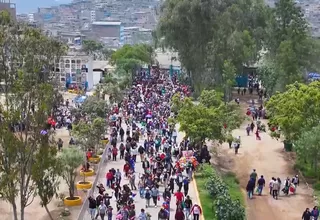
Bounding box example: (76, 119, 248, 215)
(218, 121, 315, 220)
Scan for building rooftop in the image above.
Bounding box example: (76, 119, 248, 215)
(92, 21, 121, 26)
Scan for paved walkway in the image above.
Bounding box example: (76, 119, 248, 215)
(80, 124, 200, 220)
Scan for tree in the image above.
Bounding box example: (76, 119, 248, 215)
(266, 81, 320, 142)
(263, 0, 320, 89)
(82, 39, 103, 59)
(0, 12, 66, 220)
(199, 90, 224, 108)
(176, 90, 242, 144)
(59, 148, 83, 200)
(257, 58, 279, 96)
(158, 0, 269, 95)
(72, 117, 106, 152)
(76, 96, 109, 118)
(295, 125, 320, 178)
(222, 60, 236, 102)
(100, 48, 114, 60)
(32, 144, 61, 220)
(178, 100, 225, 144)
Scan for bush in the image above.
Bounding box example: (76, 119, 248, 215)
(313, 182, 320, 191)
(197, 164, 245, 220)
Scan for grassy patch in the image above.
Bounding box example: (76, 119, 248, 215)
(222, 172, 245, 205)
(195, 172, 216, 220)
(194, 166, 244, 220)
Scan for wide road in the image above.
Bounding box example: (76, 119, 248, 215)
(80, 123, 200, 220)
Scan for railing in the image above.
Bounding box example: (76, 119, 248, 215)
(76, 144, 108, 220)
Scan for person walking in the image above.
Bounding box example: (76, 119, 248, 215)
(57, 138, 63, 151)
(144, 187, 151, 208)
(302, 208, 311, 220)
(88, 196, 96, 220)
(151, 186, 159, 207)
(292, 175, 300, 193)
(246, 124, 251, 136)
(98, 201, 107, 220)
(246, 178, 255, 199)
(184, 195, 193, 217)
(119, 127, 124, 142)
(190, 204, 202, 220)
(129, 171, 137, 190)
(255, 129, 261, 140)
(112, 146, 118, 161)
(183, 177, 189, 196)
(272, 178, 280, 200)
(312, 206, 319, 220)
(257, 175, 265, 195)
(269, 177, 275, 195)
(138, 209, 147, 220)
(250, 169, 257, 193)
(115, 169, 122, 185)
(175, 208, 185, 220)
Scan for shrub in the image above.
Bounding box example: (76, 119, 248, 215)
(200, 164, 246, 220)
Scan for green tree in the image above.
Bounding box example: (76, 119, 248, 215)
(176, 90, 242, 144)
(100, 48, 114, 60)
(266, 81, 320, 143)
(32, 145, 61, 220)
(0, 12, 66, 220)
(158, 0, 269, 95)
(295, 125, 320, 178)
(222, 60, 236, 102)
(199, 90, 224, 108)
(263, 0, 320, 89)
(82, 39, 103, 59)
(76, 96, 109, 118)
(257, 58, 279, 96)
(59, 148, 83, 200)
(178, 101, 225, 144)
(72, 117, 106, 152)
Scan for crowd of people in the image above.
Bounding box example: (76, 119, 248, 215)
(246, 169, 300, 200)
(86, 67, 203, 220)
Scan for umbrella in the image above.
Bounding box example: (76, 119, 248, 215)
(40, 130, 48, 135)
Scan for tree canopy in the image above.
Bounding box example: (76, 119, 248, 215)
(175, 90, 242, 143)
(158, 0, 269, 96)
(266, 81, 320, 142)
(295, 125, 320, 179)
(0, 11, 67, 220)
(158, 0, 320, 97)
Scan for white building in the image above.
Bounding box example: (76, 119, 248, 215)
(27, 13, 34, 23)
(90, 10, 96, 22)
(56, 51, 94, 90)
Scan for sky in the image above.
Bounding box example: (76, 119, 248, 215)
(12, 0, 72, 14)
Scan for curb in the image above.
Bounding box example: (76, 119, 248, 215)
(192, 174, 205, 220)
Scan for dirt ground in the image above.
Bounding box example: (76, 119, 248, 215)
(215, 93, 315, 220)
(0, 92, 86, 220)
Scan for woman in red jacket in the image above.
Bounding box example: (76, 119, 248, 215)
(190, 204, 202, 220)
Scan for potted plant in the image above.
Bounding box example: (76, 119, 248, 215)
(73, 118, 106, 164)
(59, 147, 87, 206)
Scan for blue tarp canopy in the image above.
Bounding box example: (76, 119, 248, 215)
(74, 95, 87, 104)
(308, 72, 320, 79)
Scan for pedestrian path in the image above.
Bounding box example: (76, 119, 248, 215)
(80, 125, 200, 220)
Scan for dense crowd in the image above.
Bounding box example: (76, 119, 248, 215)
(86, 67, 204, 220)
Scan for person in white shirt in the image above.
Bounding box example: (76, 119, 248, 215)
(190, 204, 202, 220)
(269, 177, 275, 195)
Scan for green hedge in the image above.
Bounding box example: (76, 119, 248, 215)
(195, 164, 245, 220)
